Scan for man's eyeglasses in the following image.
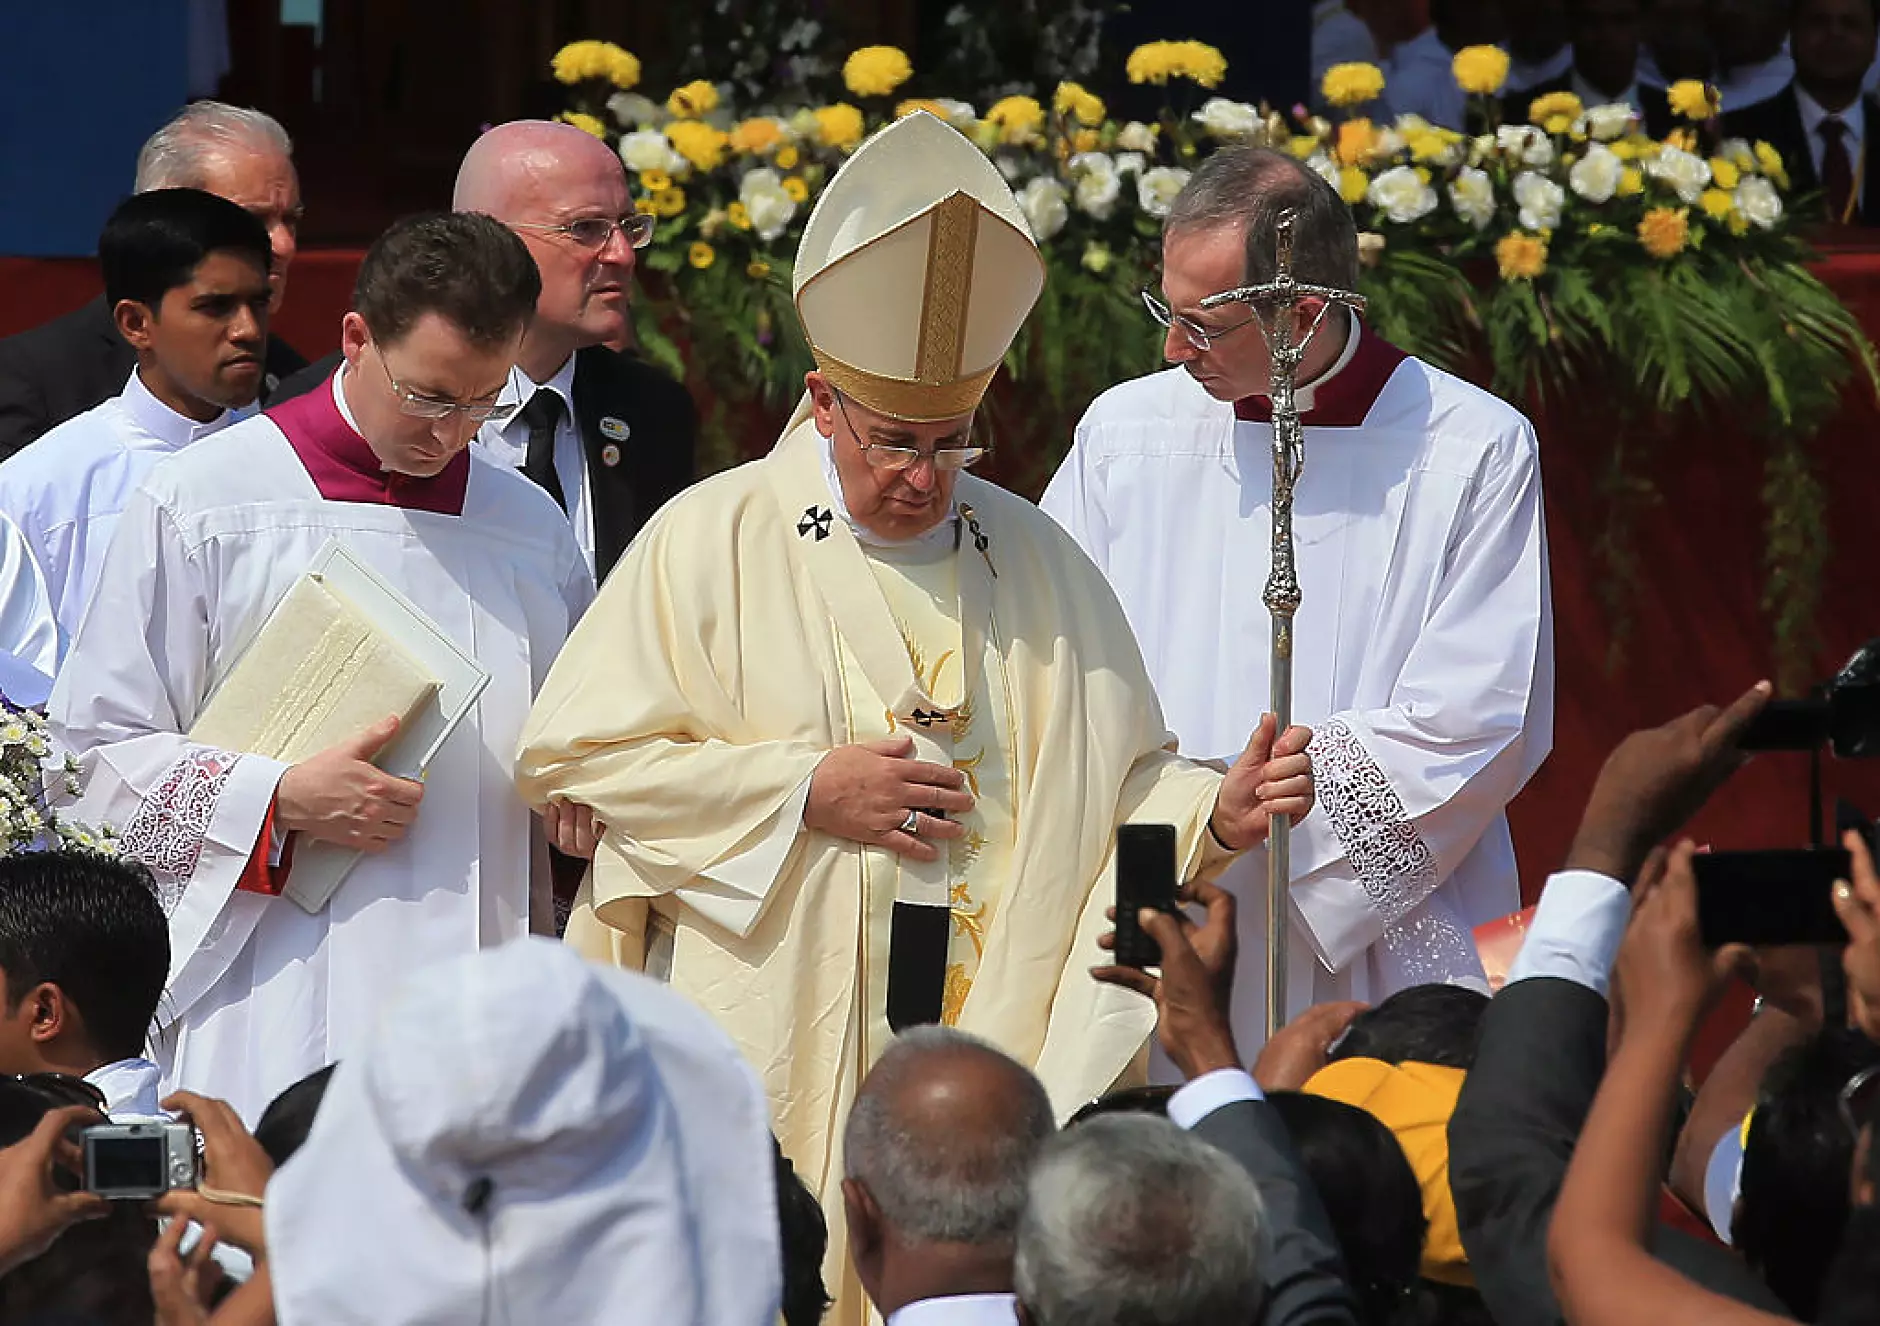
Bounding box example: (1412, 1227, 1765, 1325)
(375, 349, 518, 423)
(1140, 289, 1261, 352)
(834, 392, 986, 472)
(510, 213, 657, 252)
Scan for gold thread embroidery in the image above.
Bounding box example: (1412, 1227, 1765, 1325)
(917, 194, 980, 384)
(952, 748, 985, 798)
(941, 963, 973, 1026)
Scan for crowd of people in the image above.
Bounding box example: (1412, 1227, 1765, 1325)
(1316, 0, 1880, 223)
(0, 8, 1862, 1321)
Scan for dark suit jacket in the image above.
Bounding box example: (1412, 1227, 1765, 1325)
(1503, 74, 1675, 140)
(1723, 85, 1880, 223)
(0, 296, 306, 462)
(1193, 1097, 1362, 1326)
(1448, 975, 1788, 1326)
(272, 344, 695, 583)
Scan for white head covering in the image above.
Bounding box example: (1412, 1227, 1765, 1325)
(790, 111, 1044, 424)
(266, 937, 781, 1326)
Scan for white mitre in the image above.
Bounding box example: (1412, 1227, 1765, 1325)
(790, 110, 1045, 423)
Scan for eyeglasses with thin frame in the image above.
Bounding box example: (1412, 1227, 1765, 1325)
(833, 391, 987, 472)
(373, 346, 518, 423)
(1140, 288, 1261, 352)
(510, 212, 657, 252)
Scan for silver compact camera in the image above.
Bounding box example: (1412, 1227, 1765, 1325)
(80, 1122, 198, 1199)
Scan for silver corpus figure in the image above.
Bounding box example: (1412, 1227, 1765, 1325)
(1197, 211, 1366, 1039)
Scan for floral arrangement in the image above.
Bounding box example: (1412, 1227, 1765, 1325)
(556, 38, 1877, 681)
(0, 697, 115, 856)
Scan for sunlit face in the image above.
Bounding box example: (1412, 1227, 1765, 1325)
(504, 149, 638, 349)
(1159, 223, 1336, 404)
(340, 311, 520, 477)
(117, 250, 272, 420)
(197, 147, 303, 312)
(808, 372, 977, 542)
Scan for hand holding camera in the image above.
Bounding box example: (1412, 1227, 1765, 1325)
(149, 1091, 274, 1259)
(0, 1104, 108, 1276)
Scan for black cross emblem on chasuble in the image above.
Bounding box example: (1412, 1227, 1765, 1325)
(911, 708, 947, 728)
(797, 506, 834, 541)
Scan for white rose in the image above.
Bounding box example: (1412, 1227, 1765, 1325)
(1734, 174, 1784, 229)
(932, 98, 978, 128)
(1069, 152, 1123, 219)
(1645, 145, 1712, 203)
(606, 92, 660, 127)
(1365, 164, 1438, 223)
(1136, 166, 1191, 219)
(1447, 166, 1497, 229)
(1117, 120, 1159, 153)
(1373, 126, 1406, 158)
(1513, 170, 1566, 229)
(738, 168, 798, 241)
(619, 128, 684, 175)
(1305, 150, 1341, 190)
(1567, 143, 1624, 203)
(1718, 136, 1757, 172)
(1017, 176, 1071, 240)
(995, 154, 1024, 182)
(1192, 96, 1261, 137)
(1578, 103, 1636, 141)
(1113, 151, 1147, 177)
(1497, 124, 1555, 167)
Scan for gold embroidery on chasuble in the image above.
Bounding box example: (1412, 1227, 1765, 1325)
(866, 539, 1014, 1029)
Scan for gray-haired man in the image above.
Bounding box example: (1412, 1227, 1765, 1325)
(0, 100, 308, 457)
(843, 1026, 1056, 1325)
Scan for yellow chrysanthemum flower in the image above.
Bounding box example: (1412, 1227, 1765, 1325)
(748, 259, 772, 279)
(776, 145, 801, 170)
(1754, 140, 1789, 187)
(688, 241, 715, 269)
(1664, 127, 1698, 152)
(1334, 118, 1379, 166)
(557, 111, 608, 139)
(1053, 81, 1107, 127)
(1527, 90, 1583, 134)
(843, 45, 913, 97)
(1667, 79, 1719, 121)
(782, 176, 809, 203)
(1405, 128, 1451, 162)
(666, 120, 729, 172)
(1125, 40, 1228, 89)
(1338, 167, 1368, 205)
(726, 201, 752, 230)
(667, 79, 720, 119)
(986, 95, 1046, 144)
(653, 186, 688, 218)
(1709, 157, 1740, 189)
(813, 103, 866, 151)
(1452, 45, 1511, 96)
(897, 98, 947, 120)
(1638, 206, 1691, 258)
(1610, 138, 1641, 161)
(1617, 166, 1644, 196)
(1699, 187, 1736, 220)
(1321, 61, 1386, 108)
(729, 117, 785, 156)
(1289, 134, 1319, 160)
(639, 168, 673, 193)
(551, 40, 641, 89)
(1495, 230, 1548, 281)
(1072, 128, 1100, 153)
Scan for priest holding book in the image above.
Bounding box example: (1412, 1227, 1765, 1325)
(50, 214, 595, 1121)
(514, 112, 1313, 1323)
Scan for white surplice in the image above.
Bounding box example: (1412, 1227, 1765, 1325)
(0, 510, 58, 705)
(49, 398, 593, 1121)
(1042, 333, 1553, 1046)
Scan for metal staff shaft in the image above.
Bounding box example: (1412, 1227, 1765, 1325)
(1201, 212, 1366, 1041)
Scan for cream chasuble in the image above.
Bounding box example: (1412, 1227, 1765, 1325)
(517, 419, 1232, 1323)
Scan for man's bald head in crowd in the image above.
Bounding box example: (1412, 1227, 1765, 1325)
(452, 120, 640, 369)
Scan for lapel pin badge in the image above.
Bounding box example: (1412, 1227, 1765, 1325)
(600, 443, 622, 467)
(599, 416, 631, 443)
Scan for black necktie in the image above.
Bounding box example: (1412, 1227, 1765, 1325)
(1821, 117, 1856, 223)
(519, 389, 567, 511)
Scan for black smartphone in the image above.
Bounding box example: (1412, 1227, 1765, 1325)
(1694, 848, 1851, 947)
(1114, 824, 1179, 969)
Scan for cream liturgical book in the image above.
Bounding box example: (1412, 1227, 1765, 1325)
(189, 539, 491, 914)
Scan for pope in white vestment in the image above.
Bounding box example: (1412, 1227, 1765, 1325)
(51, 356, 592, 1121)
(515, 114, 1313, 1325)
(1043, 151, 1552, 1046)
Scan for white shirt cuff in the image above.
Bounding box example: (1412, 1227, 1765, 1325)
(1504, 868, 1631, 997)
(1167, 1066, 1263, 1130)
(1704, 1119, 1747, 1245)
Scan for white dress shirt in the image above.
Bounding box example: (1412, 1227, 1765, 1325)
(86, 1055, 164, 1120)
(1385, 27, 1468, 130)
(1167, 1065, 1265, 1129)
(1796, 85, 1867, 196)
(477, 355, 597, 573)
(1503, 868, 1632, 996)
(1718, 51, 1795, 115)
(0, 369, 239, 658)
(1509, 46, 1574, 94)
(887, 1293, 1019, 1326)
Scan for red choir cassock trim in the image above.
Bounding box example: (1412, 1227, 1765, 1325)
(1234, 326, 1409, 428)
(234, 802, 297, 897)
(264, 372, 471, 515)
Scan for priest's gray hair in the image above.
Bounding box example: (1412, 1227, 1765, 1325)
(1164, 144, 1360, 294)
(842, 1025, 1054, 1246)
(1014, 1114, 1267, 1326)
(135, 102, 294, 193)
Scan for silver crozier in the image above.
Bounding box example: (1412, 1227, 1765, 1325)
(1197, 211, 1366, 1040)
